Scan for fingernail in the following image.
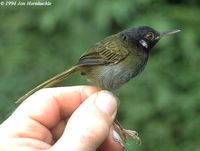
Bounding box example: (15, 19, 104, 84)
(95, 91, 118, 116)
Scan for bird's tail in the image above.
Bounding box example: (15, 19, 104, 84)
(16, 66, 79, 103)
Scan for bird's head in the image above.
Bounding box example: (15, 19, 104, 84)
(120, 26, 180, 51)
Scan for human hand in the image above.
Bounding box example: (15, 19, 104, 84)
(0, 86, 123, 151)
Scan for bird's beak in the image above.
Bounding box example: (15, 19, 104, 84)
(155, 29, 181, 40)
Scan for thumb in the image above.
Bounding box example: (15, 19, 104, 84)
(51, 90, 118, 151)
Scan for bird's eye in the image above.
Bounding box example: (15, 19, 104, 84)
(145, 32, 155, 41)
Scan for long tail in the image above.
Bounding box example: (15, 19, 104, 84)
(16, 66, 79, 103)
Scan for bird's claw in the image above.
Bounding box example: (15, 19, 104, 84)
(113, 121, 141, 146)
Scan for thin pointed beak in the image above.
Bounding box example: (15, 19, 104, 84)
(156, 29, 181, 40)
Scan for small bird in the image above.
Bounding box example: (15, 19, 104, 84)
(17, 26, 180, 145)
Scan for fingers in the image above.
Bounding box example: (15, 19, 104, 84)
(52, 91, 122, 151)
(1, 86, 123, 150)
(13, 86, 99, 129)
(0, 86, 99, 145)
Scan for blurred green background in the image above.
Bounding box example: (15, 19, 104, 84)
(0, 0, 200, 150)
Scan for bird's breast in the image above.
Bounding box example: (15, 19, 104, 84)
(82, 51, 148, 90)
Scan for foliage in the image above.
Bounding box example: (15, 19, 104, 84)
(0, 0, 200, 150)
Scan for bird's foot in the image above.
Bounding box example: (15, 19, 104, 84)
(113, 120, 141, 146)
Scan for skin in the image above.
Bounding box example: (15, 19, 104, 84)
(0, 86, 124, 151)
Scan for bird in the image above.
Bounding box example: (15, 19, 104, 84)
(16, 26, 180, 145)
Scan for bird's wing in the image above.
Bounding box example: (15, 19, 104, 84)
(78, 34, 129, 66)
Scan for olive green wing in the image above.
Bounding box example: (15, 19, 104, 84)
(78, 34, 129, 66)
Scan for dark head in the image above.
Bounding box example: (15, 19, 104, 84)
(120, 26, 180, 51)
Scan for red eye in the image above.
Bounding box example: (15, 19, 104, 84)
(145, 32, 155, 41)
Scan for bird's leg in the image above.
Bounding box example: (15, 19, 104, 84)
(113, 119, 141, 146)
